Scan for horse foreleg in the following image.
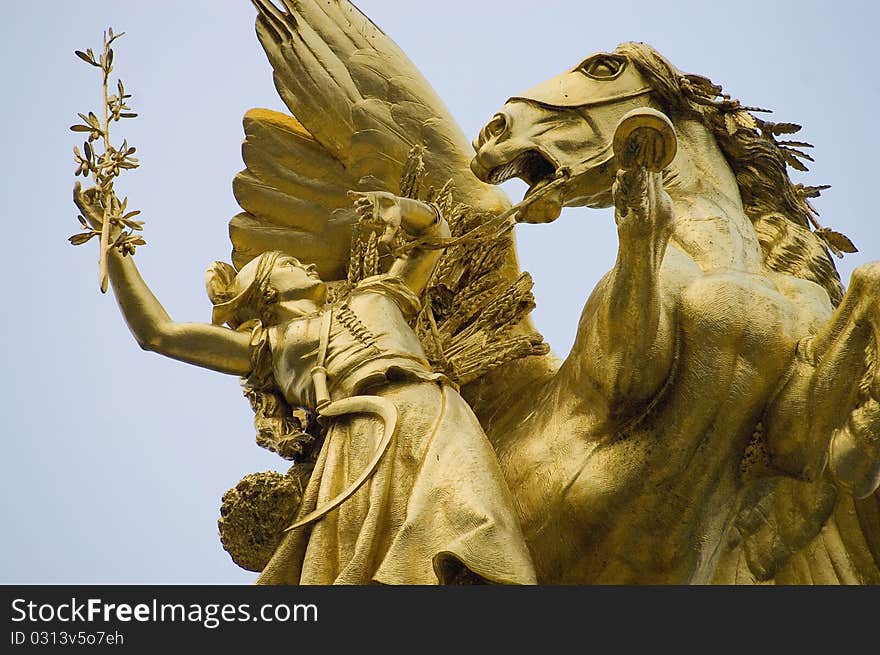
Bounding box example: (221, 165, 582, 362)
(557, 111, 683, 424)
(765, 262, 880, 495)
(558, 163, 678, 425)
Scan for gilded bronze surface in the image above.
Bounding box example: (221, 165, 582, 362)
(70, 1, 879, 584)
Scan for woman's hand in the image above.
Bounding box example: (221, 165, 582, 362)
(350, 191, 402, 246)
(73, 182, 122, 240)
(349, 191, 441, 245)
(350, 191, 449, 296)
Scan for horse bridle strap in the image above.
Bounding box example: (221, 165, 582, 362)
(509, 85, 652, 111)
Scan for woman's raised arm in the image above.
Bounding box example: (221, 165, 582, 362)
(75, 184, 252, 376)
(350, 191, 451, 297)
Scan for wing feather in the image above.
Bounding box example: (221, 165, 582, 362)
(231, 108, 358, 277)
(234, 0, 511, 280)
(230, 212, 351, 276)
(854, 491, 880, 567)
(713, 487, 880, 584)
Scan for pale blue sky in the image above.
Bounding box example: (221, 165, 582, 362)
(2, 1, 878, 583)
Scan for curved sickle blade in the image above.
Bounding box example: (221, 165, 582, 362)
(282, 394, 398, 532)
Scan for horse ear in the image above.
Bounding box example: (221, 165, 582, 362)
(205, 261, 238, 304)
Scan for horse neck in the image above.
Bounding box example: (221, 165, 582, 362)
(663, 119, 764, 272)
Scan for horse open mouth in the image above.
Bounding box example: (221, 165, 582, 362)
(485, 150, 569, 223)
(487, 149, 557, 191)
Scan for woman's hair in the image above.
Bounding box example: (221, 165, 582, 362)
(615, 42, 845, 305)
(205, 250, 322, 462)
(206, 250, 283, 329)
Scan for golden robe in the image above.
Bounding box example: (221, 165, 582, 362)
(256, 275, 536, 585)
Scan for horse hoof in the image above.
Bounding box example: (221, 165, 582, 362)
(613, 108, 677, 172)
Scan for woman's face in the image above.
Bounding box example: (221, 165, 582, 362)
(270, 256, 327, 304)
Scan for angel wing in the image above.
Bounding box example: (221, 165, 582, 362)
(712, 473, 880, 584)
(231, 0, 512, 279)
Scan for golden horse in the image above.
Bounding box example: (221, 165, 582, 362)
(226, 1, 879, 583)
(469, 43, 880, 583)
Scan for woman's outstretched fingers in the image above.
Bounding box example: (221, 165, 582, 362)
(352, 196, 372, 220)
(73, 182, 103, 228)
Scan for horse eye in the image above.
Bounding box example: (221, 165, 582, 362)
(577, 54, 626, 80)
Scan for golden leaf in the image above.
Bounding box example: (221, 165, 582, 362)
(777, 140, 814, 148)
(798, 184, 831, 199)
(68, 231, 99, 246)
(780, 150, 809, 172)
(766, 121, 802, 135)
(734, 111, 757, 130)
(779, 145, 814, 162)
(815, 227, 858, 255)
(74, 50, 99, 66)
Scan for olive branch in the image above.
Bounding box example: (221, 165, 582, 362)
(69, 27, 145, 293)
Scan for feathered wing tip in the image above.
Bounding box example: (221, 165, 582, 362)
(713, 487, 880, 584)
(231, 0, 513, 280)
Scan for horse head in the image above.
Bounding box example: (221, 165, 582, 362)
(471, 47, 663, 222)
(473, 42, 845, 304)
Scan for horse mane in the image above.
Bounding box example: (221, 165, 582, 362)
(615, 42, 847, 305)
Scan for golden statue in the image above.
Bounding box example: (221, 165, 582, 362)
(70, 1, 879, 584)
